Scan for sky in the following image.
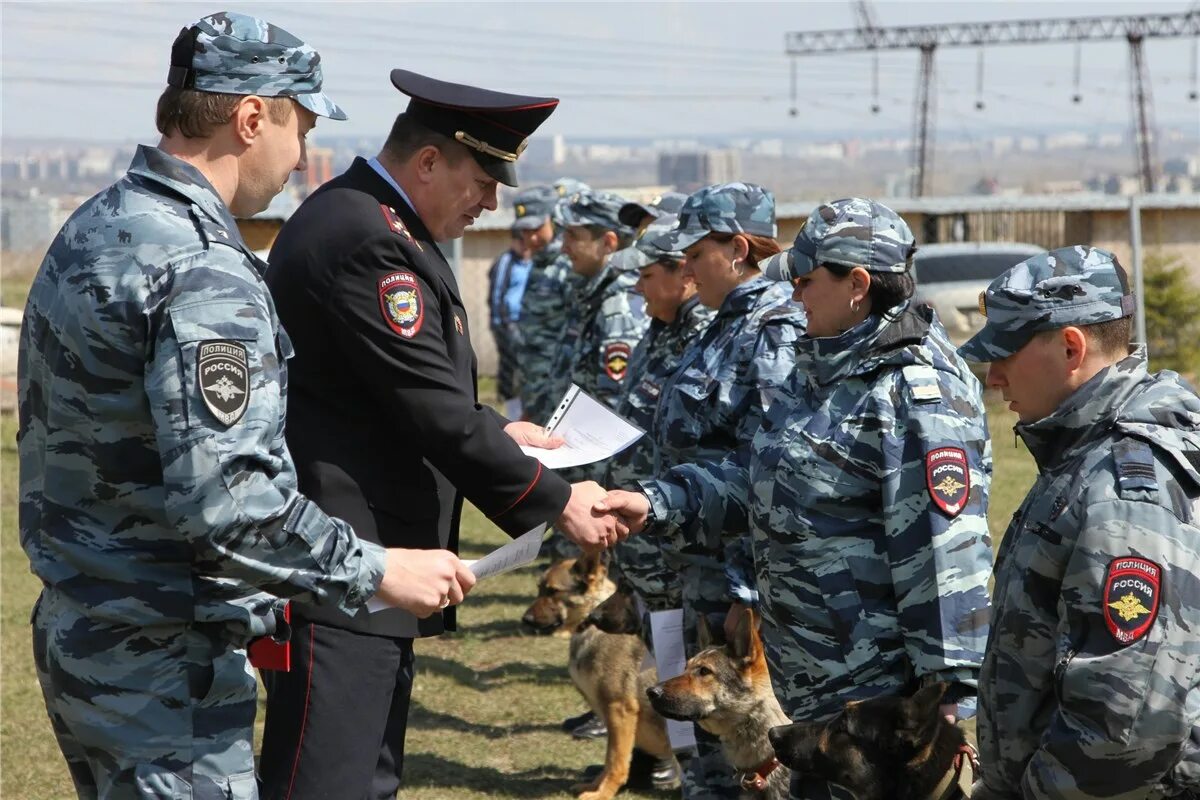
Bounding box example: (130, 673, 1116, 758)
(1, 0, 1197, 149)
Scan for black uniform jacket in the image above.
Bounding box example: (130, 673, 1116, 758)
(267, 157, 571, 637)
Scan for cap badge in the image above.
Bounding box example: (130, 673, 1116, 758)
(515, 204, 526, 217)
(977, 291, 987, 317)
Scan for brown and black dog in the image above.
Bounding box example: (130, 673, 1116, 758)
(646, 608, 792, 800)
(767, 682, 978, 800)
(522, 556, 676, 800)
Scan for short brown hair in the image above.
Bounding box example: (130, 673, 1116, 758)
(155, 87, 294, 139)
(707, 232, 782, 266)
(1082, 316, 1132, 357)
(381, 112, 469, 166)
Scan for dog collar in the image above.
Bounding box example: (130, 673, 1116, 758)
(736, 756, 782, 793)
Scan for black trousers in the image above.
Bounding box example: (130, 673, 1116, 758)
(258, 619, 415, 800)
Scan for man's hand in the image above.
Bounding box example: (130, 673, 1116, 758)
(593, 489, 651, 535)
(504, 420, 565, 449)
(557, 481, 628, 553)
(374, 548, 477, 618)
(940, 703, 958, 724)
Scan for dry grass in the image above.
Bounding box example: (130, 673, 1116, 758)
(0, 399, 1035, 799)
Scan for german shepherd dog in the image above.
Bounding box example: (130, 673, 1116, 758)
(767, 682, 978, 800)
(645, 608, 792, 800)
(521, 556, 676, 800)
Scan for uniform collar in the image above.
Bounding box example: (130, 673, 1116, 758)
(579, 259, 618, 299)
(672, 294, 705, 328)
(127, 145, 248, 249)
(1016, 347, 1150, 471)
(715, 274, 772, 319)
(797, 302, 932, 387)
(367, 156, 416, 214)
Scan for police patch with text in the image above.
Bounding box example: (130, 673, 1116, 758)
(198, 340, 250, 427)
(925, 447, 970, 517)
(1103, 557, 1162, 645)
(379, 271, 424, 338)
(605, 342, 632, 382)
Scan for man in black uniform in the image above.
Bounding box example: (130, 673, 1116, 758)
(259, 70, 624, 799)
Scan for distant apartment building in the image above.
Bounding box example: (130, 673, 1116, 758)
(657, 149, 741, 192)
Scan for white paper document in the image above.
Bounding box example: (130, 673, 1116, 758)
(367, 524, 547, 613)
(519, 384, 644, 470)
(649, 608, 697, 751)
(463, 523, 546, 581)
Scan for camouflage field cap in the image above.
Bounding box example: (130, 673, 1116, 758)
(650, 182, 776, 252)
(167, 11, 347, 121)
(958, 245, 1136, 362)
(760, 197, 914, 281)
(552, 178, 592, 227)
(558, 190, 633, 235)
(512, 186, 557, 230)
(618, 191, 690, 229)
(609, 214, 684, 273)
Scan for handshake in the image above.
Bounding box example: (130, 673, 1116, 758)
(370, 484, 652, 619)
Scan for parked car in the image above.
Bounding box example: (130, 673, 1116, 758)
(912, 242, 1046, 347)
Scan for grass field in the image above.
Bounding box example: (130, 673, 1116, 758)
(0, 399, 1035, 799)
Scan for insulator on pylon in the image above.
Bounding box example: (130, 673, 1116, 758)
(871, 103, 881, 114)
(1072, 94, 1082, 104)
(789, 107, 799, 117)
(975, 100, 985, 110)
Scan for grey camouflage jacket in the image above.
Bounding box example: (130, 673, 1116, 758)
(606, 295, 714, 609)
(644, 305, 993, 724)
(17, 146, 384, 642)
(977, 349, 1200, 800)
(517, 238, 576, 423)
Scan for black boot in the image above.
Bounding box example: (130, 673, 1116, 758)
(569, 711, 608, 740)
(581, 748, 681, 791)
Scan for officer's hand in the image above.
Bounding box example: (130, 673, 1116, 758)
(593, 489, 651, 535)
(558, 481, 628, 553)
(505, 420, 565, 449)
(375, 548, 477, 618)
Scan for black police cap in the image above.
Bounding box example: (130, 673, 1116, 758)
(390, 69, 558, 187)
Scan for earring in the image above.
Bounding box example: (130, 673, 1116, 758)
(850, 297, 860, 312)
(733, 258, 746, 277)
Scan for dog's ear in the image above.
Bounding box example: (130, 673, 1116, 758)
(572, 549, 605, 578)
(696, 612, 715, 650)
(729, 606, 758, 661)
(899, 682, 947, 733)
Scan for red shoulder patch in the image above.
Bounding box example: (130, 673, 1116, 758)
(379, 271, 423, 339)
(926, 447, 970, 517)
(604, 342, 632, 382)
(379, 204, 422, 251)
(1103, 557, 1162, 645)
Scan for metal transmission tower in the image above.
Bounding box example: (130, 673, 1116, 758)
(785, 11, 1200, 196)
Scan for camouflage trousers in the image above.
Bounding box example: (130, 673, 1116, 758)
(679, 568, 741, 800)
(32, 590, 259, 799)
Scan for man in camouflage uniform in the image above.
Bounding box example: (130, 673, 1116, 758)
(516, 184, 581, 425)
(17, 13, 472, 798)
(603, 197, 994, 800)
(959, 246, 1200, 799)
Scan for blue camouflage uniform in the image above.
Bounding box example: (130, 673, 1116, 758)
(643, 199, 994, 800)
(959, 247, 1200, 800)
(645, 183, 808, 800)
(486, 242, 530, 401)
(17, 13, 379, 798)
(542, 191, 649, 560)
(604, 214, 715, 613)
(517, 182, 587, 424)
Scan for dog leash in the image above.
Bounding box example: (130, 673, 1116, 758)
(735, 756, 782, 794)
(929, 742, 980, 800)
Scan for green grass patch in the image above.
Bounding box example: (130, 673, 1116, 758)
(1, 398, 1034, 798)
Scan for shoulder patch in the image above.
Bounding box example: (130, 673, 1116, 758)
(379, 271, 424, 339)
(378, 204, 422, 250)
(198, 341, 250, 426)
(926, 447, 970, 517)
(903, 364, 942, 404)
(1103, 557, 1162, 645)
(604, 342, 632, 382)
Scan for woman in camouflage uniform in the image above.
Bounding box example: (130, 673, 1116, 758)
(642, 183, 808, 800)
(603, 198, 994, 800)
